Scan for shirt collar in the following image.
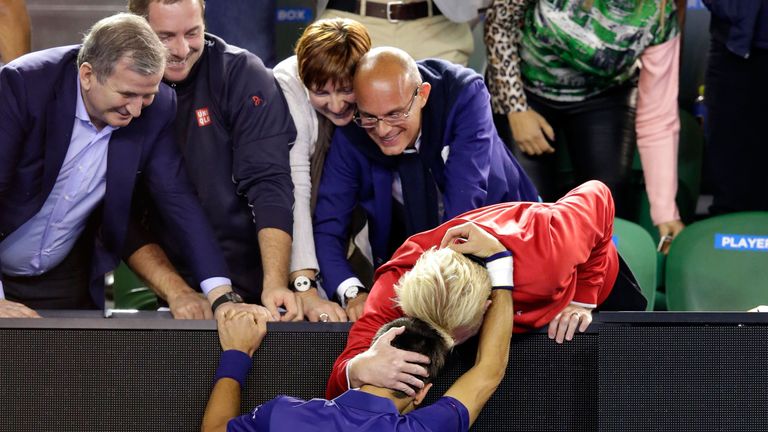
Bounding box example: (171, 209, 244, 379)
(404, 132, 423, 154)
(334, 389, 400, 414)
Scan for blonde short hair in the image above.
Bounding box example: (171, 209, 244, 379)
(395, 248, 491, 347)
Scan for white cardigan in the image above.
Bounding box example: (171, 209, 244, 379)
(273, 56, 321, 275)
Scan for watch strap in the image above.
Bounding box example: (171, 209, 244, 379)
(211, 292, 243, 313)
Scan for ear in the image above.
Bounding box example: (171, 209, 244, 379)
(417, 82, 431, 107)
(79, 62, 95, 91)
(413, 382, 433, 406)
(483, 299, 492, 315)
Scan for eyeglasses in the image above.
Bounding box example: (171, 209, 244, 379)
(353, 84, 422, 129)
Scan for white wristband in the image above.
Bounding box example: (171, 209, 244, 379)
(486, 256, 513, 287)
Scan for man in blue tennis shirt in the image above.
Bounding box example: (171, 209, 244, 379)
(201, 266, 514, 431)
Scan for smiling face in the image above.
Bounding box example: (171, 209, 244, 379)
(79, 56, 162, 130)
(353, 76, 429, 156)
(146, 0, 205, 83)
(308, 80, 357, 126)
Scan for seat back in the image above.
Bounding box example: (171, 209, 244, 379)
(666, 212, 768, 311)
(613, 218, 658, 311)
(112, 262, 159, 310)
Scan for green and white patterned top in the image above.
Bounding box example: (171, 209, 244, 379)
(486, 0, 678, 111)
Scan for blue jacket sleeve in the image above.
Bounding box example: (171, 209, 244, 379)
(312, 132, 363, 298)
(0, 64, 27, 290)
(442, 79, 495, 218)
(0, 64, 25, 200)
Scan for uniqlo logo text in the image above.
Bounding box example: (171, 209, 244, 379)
(196, 107, 211, 127)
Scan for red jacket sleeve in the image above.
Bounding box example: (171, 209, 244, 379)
(548, 181, 617, 307)
(325, 269, 405, 399)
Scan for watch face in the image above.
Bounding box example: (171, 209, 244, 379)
(293, 276, 312, 292)
(344, 286, 359, 299)
(227, 292, 244, 303)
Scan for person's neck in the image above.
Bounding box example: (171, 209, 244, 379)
(359, 385, 412, 413)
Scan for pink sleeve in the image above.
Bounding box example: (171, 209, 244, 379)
(635, 34, 681, 225)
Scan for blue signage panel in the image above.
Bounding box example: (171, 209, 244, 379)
(276, 7, 313, 23)
(714, 234, 768, 251)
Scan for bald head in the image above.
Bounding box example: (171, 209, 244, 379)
(354, 47, 421, 90)
(352, 47, 430, 156)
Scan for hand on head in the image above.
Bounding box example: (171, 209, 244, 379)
(439, 222, 506, 258)
(348, 326, 430, 396)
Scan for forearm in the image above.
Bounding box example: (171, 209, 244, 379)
(0, 0, 31, 63)
(258, 227, 291, 290)
(126, 243, 196, 302)
(444, 290, 513, 425)
(475, 291, 514, 375)
(201, 379, 241, 432)
(636, 35, 682, 225)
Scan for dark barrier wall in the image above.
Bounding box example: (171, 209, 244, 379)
(1, 312, 766, 431)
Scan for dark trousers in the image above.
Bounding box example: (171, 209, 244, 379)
(3, 234, 96, 310)
(705, 39, 768, 214)
(494, 84, 638, 219)
(596, 254, 647, 312)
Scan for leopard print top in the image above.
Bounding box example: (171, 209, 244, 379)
(485, 0, 533, 114)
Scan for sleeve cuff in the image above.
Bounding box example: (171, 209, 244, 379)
(0, 280, 5, 299)
(570, 300, 597, 309)
(486, 256, 514, 287)
(252, 205, 294, 235)
(336, 277, 364, 308)
(344, 358, 356, 390)
(201, 277, 233, 295)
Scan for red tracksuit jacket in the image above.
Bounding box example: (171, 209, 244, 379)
(326, 180, 619, 398)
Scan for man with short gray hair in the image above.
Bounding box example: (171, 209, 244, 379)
(0, 13, 264, 322)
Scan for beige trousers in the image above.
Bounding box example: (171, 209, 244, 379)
(320, 5, 474, 66)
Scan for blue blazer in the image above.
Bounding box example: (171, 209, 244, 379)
(313, 59, 538, 297)
(0, 46, 229, 307)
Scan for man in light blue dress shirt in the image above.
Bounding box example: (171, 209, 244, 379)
(0, 13, 271, 322)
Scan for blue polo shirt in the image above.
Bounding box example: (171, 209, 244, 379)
(227, 389, 469, 431)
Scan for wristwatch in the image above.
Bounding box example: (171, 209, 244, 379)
(343, 285, 369, 303)
(211, 291, 244, 313)
(292, 276, 317, 292)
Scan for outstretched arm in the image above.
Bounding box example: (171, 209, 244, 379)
(201, 310, 268, 432)
(442, 222, 514, 425)
(127, 243, 213, 320)
(444, 288, 513, 426)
